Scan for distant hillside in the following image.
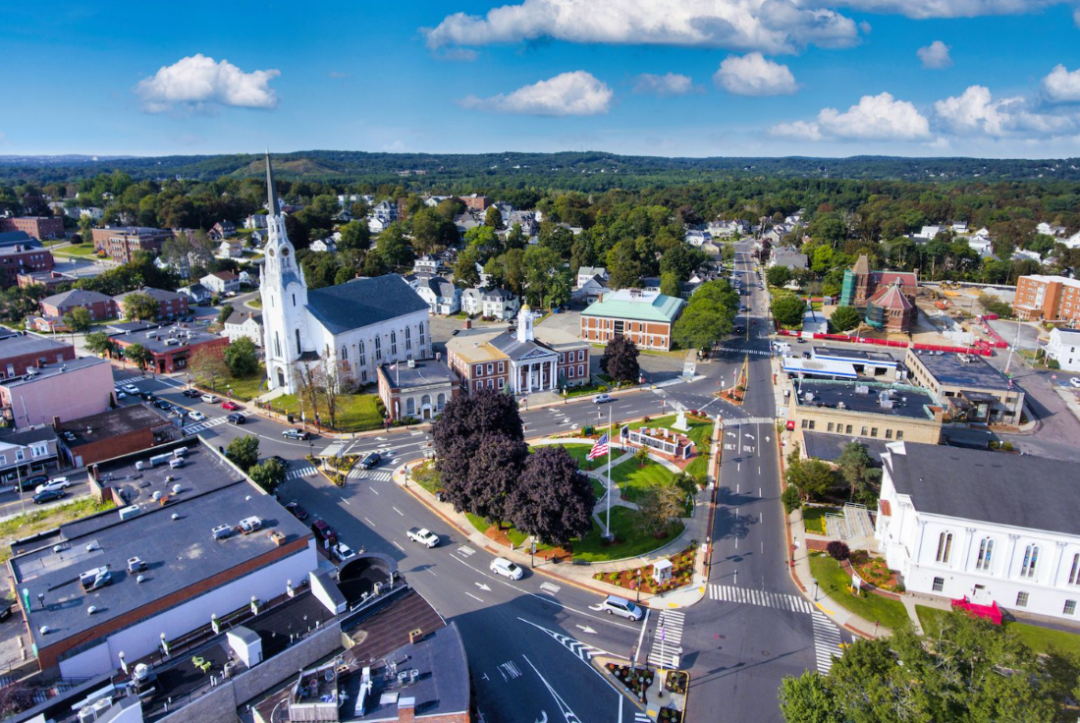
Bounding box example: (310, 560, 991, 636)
(2, 150, 1079, 188)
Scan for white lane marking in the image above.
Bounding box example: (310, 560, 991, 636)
(466, 592, 484, 603)
(342, 499, 350, 506)
(369, 486, 380, 495)
(392, 506, 404, 516)
(392, 540, 405, 551)
(364, 517, 376, 527)
(522, 655, 584, 723)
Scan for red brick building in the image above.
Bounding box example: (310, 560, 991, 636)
(114, 287, 191, 320)
(111, 324, 229, 374)
(39, 288, 116, 320)
(55, 405, 176, 467)
(458, 194, 491, 212)
(0, 216, 65, 240)
(0, 333, 75, 380)
(1013, 274, 1080, 322)
(16, 270, 75, 293)
(91, 226, 174, 263)
(0, 240, 54, 286)
(580, 289, 686, 351)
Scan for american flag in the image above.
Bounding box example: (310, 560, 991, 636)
(588, 432, 609, 460)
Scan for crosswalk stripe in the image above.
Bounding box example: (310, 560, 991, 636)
(709, 584, 816, 615)
(812, 610, 842, 674)
(182, 416, 227, 434)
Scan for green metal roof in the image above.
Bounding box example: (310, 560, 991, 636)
(581, 290, 685, 323)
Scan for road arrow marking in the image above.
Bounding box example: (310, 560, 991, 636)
(476, 583, 491, 592)
(575, 625, 596, 634)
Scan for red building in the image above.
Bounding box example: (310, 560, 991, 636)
(0, 333, 75, 380)
(16, 270, 76, 293)
(91, 226, 174, 263)
(114, 287, 190, 320)
(458, 194, 491, 212)
(0, 240, 54, 286)
(39, 289, 116, 320)
(112, 324, 229, 374)
(0, 216, 65, 240)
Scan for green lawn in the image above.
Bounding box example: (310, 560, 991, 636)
(271, 392, 383, 432)
(221, 373, 265, 401)
(572, 506, 684, 562)
(629, 413, 713, 483)
(247, 298, 263, 309)
(465, 513, 530, 547)
(411, 461, 442, 494)
(803, 506, 841, 535)
(55, 244, 99, 257)
(917, 606, 1080, 657)
(809, 554, 911, 631)
(609, 457, 678, 504)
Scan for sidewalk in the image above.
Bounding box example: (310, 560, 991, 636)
(393, 436, 715, 608)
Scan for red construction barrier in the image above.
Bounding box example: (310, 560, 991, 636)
(950, 596, 1003, 625)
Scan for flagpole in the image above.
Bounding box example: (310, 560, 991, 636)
(606, 402, 612, 539)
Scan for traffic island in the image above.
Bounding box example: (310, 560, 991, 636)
(596, 654, 689, 723)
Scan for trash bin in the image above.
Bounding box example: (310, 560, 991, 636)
(287, 414, 295, 424)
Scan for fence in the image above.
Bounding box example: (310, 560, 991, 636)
(778, 328, 994, 356)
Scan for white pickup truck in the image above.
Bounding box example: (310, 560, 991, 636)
(407, 527, 440, 548)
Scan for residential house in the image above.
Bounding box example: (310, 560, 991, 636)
(1044, 327, 1080, 373)
(368, 215, 392, 234)
(414, 255, 449, 276)
(1037, 222, 1067, 238)
(415, 276, 461, 315)
(461, 287, 520, 320)
(0, 426, 61, 485)
(178, 283, 212, 304)
(114, 287, 190, 320)
(209, 220, 236, 240)
(685, 229, 712, 247)
(310, 238, 337, 253)
(244, 213, 268, 229)
(372, 200, 398, 220)
(575, 266, 608, 288)
(571, 274, 609, 306)
(201, 270, 241, 295)
(768, 247, 809, 271)
(223, 308, 264, 347)
(217, 237, 244, 259)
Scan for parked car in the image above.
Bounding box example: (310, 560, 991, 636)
(593, 394, 612, 404)
(490, 557, 524, 580)
(140, 391, 157, 402)
(122, 384, 139, 395)
(201, 394, 218, 404)
(221, 400, 241, 411)
(33, 488, 64, 504)
(226, 413, 246, 424)
(187, 411, 206, 422)
(153, 399, 171, 410)
(599, 595, 644, 621)
(282, 428, 310, 440)
(332, 542, 357, 562)
(35, 477, 70, 494)
(182, 389, 200, 398)
(360, 452, 381, 469)
(20, 474, 48, 491)
(0, 600, 11, 622)
(285, 501, 309, 521)
(115, 391, 127, 400)
(407, 527, 439, 548)
(311, 519, 338, 546)
(1070, 377, 1080, 389)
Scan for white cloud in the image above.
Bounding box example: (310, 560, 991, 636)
(1075, 7, 1080, 27)
(632, 72, 696, 96)
(828, 0, 1059, 19)
(459, 71, 613, 116)
(935, 84, 1076, 136)
(425, 0, 861, 55)
(1043, 64, 1080, 102)
(713, 53, 797, 95)
(135, 54, 280, 113)
(917, 40, 952, 69)
(771, 92, 931, 141)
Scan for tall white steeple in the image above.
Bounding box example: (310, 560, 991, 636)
(260, 152, 310, 393)
(516, 304, 535, 343)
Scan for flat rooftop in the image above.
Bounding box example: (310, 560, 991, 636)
(812, 345, 900, 366)
(0, 357, 107, 388)
(380, 358, 455, 389)
(0, 332, 72, 360)
(58, 405, 172, 447)
(908, 349, 1012, 391)
(9, 440, 312, 653)
(794, 380, 939, 420)
(111, 324, 220, 354)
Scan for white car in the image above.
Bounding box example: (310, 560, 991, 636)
(35, 477, 70, 494)
(122, 384, 139, 395)
(407, 527, 440, 548)
(1070, 377, 1080, 389)
(201, 394, 218, 404)
(593, 394, 612, 404)
(490, 557, 524, 581)
(115, 391, 127, 400)
(332, 543, 357, 562)
(187, 410, 206, 422)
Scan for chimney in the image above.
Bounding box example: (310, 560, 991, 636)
(598, 292, 604, 303)
(408, 628, 424, 645)
(463, 319, 471, 330)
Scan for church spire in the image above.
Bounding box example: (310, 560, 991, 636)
(265, 150, 279, 215)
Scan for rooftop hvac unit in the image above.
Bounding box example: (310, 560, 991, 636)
(803, 392, 815, 403)
(152, 491, 162, 501)
(172, 483, 182, 494)
(855, 385, 870, 395)
(239, 516, 262, 534)
(118, 505, 141, 521)
(79, 567, 112, 592)
(127, 557, 146, 573)
(212, 524, 232, 540)
(837, 401, 846, 410)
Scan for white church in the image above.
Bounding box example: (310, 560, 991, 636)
(259, 154, 431, 394)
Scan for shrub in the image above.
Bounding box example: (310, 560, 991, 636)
(598, 385, 609, 393)
(1001, 441, 1014, 452)
(781, 485, 802, 514)
(827, 540, 850, 561)
(643, 416, 651, 423)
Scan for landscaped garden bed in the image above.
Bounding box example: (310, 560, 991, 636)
(658, 706, 683, 723)
(808, 552, 910, 630)
(627, 413, 713, 484)
(604, 662, 653, 703)
(665, 670, 688, 695)
(592, 543, 696, 594)
(849, 550, 902, 592)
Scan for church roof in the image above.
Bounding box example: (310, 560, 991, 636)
(867, 281, 914, 311)
(306, 275, 428, 335)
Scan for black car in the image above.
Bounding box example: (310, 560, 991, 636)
(360, 452, 381, 469)
(33, 488, 64, 504)
(153, 399, 171, 410)
(182, 389, 201, 398)
(21, 474, 48, 491)
(140, 391, 157, 402)
(0, 600, 11, 621)
(227, 412, 246, 424)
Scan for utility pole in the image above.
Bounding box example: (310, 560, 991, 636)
(605, 402, 612, 540)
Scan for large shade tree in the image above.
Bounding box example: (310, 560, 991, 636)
(600, 334, 640, 383)
(511, 446, 595, 546)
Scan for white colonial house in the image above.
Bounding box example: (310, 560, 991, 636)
(259, 154, 431, 393)
(367, 216, 391, 234)
(414, 276, 461, 315)
(575, 266, 608, 288)
(461, 287, 520, 320)
(1046, 327, 1080, 373)
(310, 238, 337, 253)
(223, 308, 263, 347)
(876, 441, 1080, 623)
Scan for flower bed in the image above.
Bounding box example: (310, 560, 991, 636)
(665, 670, 688, 695)
(592, 543, 696, 594)
(849, 550, 902, 592)
(604, 662, 654, 703)
(658, 706, 683, 723)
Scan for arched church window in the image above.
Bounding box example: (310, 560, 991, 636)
(295, 329, 301, 354)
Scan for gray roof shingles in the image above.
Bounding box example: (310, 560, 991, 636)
(306, 275, 428, 335)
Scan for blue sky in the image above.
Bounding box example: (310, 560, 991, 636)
(3, 1, 1080, 158)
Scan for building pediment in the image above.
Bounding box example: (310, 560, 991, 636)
(518, 347, 555, 361)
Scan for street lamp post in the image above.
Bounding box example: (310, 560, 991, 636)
(813, 580, 819, 602)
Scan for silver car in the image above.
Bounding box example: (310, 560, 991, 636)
(600, 595, 644, 621)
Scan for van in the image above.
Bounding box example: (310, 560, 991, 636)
(600, 595, 644, 621)
(168, 458, 184, 469)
